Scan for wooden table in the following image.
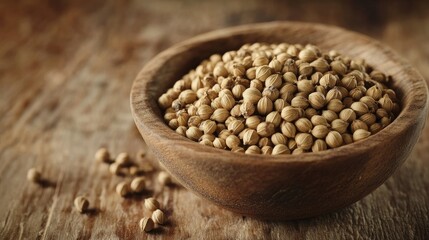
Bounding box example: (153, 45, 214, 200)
(1, 0, 428, 239)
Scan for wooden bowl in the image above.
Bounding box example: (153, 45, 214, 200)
(130, 22, 428, 220)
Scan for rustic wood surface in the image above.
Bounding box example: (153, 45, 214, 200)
(1, 0, 428, 239)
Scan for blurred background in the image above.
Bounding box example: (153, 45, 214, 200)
(1, 0, 428, 87)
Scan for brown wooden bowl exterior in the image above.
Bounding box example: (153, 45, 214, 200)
(130, 22, 428, 220)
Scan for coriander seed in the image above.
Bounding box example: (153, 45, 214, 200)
(256, 122, 275, 137)
(158, 171, 172, 185)
(261, 146, 273, 155)
(245, 145, 261, 154)
(139, 217, 155, 232)
(312, 139, 328, 152)
(243, 129, 259, 145)
(74, 196, 89, 213)
(353, 129, 371, 141)
(311, 125, 329, 139)
(295, 118, 313, 133)
(145, 198, 160, 212)
(226, 135, 241, 149)
(295, 133, 313, 150)
(27, 168, 42, 183)
(116, 181, 131, 197)
(326, 131, 343, 148)
(272, 144, 290, 155)
(115, 152, 131, 166)
(152, 209, 167, 225)
(130, 177, 146, 193)
(159, 42, 399, 154)
(271, 133, 287, 145)
(95, 148, 110, 163)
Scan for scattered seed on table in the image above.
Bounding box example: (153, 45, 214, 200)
(139, 217, 154, 232)
(27, 168, 41, 183)
(74, 196, 89, 213)
(144, 198, 160, 212)
(116, 181, 131, 197)
(95, 148, 110, 163)
(130, 177, 146, 193)
(152, 209, 166, 225)
(157, 171, 172, 185)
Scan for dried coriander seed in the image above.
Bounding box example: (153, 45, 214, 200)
(226, 135, 241, 149)
(272, 144, 290, 155)
(115, 152, 131, 166)
(351, 120, 369, 133)
(326, 131, 344, 148)
(116, 181, 131, 197)
(158, 171, 172, 185)
(240, 101, 255, 117)
(152, 209, 167, 225)
(243, 129, 259, 145)
(109, 163, 122, 176)
(308, 92, 326, 109)
(95, 148, 110, 163)
(257, 96, 273, 115)
(245, 145, 261, 154)
(186, 126, 203, 141)
(312, 139, 328, 152)
(311, 125, 329, 139)
(145, 198, 160, 212)
(271, 133, 287, 145)
(130, 177, 146, 193)
(295, 118, 313, 133)
(256, 122, 275, 137)
(331, 119, 349, 134)
(295, 133, 313, 150)
(27, 168, 42, 183)
(139, 217, 155, 232)
(74, 196, 89, 213)
(281, 122, 297, 138)
(261, 146, 273, 155)
(353, 129, 371, 141)
(242, 88, 262, 103)
(213, 137, 227, 149)
(245, 116, 261, 129)
(281, 107, 302, 122)
(159, 42, 399, 154)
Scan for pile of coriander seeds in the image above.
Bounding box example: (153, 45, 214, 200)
(158, 42, 400, 155)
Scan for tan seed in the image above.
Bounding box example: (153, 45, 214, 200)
(152, 209, 167, 225)
(353, 129, 371, 141)
(115, 152, 131, 166)
(27, 168, 42, 183)
(130, 177, 146, 193)
(295, 133, 313, 150)
(95, 148, 110, 163)
(158, 171, 172, 185)
(272, 144, 290, 155)
(139, 217, 155, 232)
(144, 198, 160, 212)
(311, 125, 329, 139)
(326, 131, 343, 148)
(256, 122, 275, 137)
(245, 145, 261, 154)
(116, 181, 131, 197)
(74, 196, 89, 213)
(312, 139, 327, 152)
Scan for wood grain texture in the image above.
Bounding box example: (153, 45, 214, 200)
(1, 0, 429, 239)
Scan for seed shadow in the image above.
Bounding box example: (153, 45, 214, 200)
(39, 179, 56, 188)
(84, 207, 100, 217)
